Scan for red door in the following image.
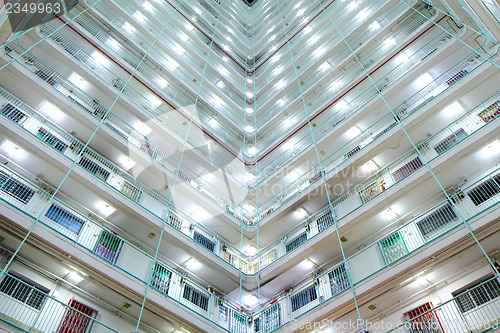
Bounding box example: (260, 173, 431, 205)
(58, 300, 96, 333)
(404, 302, 444, 333)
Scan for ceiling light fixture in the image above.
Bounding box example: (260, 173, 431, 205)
(186, 258, 201, 269)
(245, 125, 255, 133)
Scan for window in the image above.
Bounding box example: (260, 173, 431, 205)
(0, 273, 49, 310)
(45, 204, 85, 235)
(37, 128, 68, 153)
(454, 277, 500, 312)
(1, 103, 26, 123)
(416, 204, 457, 238)
(0, 171, 35, 204)
(329, 264, 350, 295)
(285, 232, 308, 253)
(77, 156, 110, 181)
(467, 174, 500, 206)
(182, 283, 209, 311)
(290, 284, 317, 312)
(150, 263, 171, 295)
(193, 231, 215, 252)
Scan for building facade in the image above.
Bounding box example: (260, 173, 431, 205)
(0, 0, 500, 331)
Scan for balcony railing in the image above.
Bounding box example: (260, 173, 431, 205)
(0, 163, 249, 331)
(251, 166, 500, 331)
(1, 70, 499, 277)
(1, 152, 499, 332)
(253, 3, 436, 152)
(252, 88, 500, 271)
(3, 41, 250, 222)
(386, 276, 500, 333)
(0, 88, 253, 273)
(0, 273, 119, 333)
(253, 19, 460, 185)
(254, 47, 489, 217)
(37, 18, 246, 186)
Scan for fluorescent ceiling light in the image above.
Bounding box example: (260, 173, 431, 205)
(186, 24, 194, 31)
(192, 207, 208, 221)
(278, 98, 286, 105)
(314, 46, 326, 56)
(245, 107, 254, 114)
(213, 96, 222, 106)
(337, 99, 349, 110)
(148, 96, 161, 108)
(143, 1, 153, 12)
(296, 207, 308, 218)
(348, 1, 358, 10)
(220, 67, 229, 75)
(209, 118, 218, 126)
(98, 202, 116, 218)
(91, 51, 107, 66)
(227, 27, 233, 33)
(68, 73, 88, 89)
(243, 245, 257, 256)
(247, 146, 257, 156)
(244, 294, 259, 306)
(186, 258, 201, 269)
(297, 8, 305, 15)
(157, 78, 168, 88)
(168, 59, 179, 70)
(123, 22, 135, 32)
(246, 91, 254, 98)
(320, 61, 331, 70)
(357, 9, 368, 20)
(300, 259, 314, 269)
(384, 37, 396, 47)
(133, 11, 145, 22)
(441, 101, 464, 118)
(174, 45, 185, 55)
(1, 140, 27, 161)
(136, 122, 152, 136)
(108, 38, 120, 50)
(223, 45, 230, 51)
(40, 101, 66, 122)
(222, 56, 229, 62)
(216, 80, 224, 88)
(382, 208, 397, 219)
(345, 126, 361, 138)
(480, 140, 500, 158)
(194, 7, 201, 14)
(276, 79, 285, 88)
(247, 78, 253, 84)
(245, 125, 255, 133)
(415, 73, 433, 88)
(309, 35, 319, 44)
(370, 21, 381, 29)
(361, 160, 378, 173)
(119, 155, 136, 170)
(244, 173, 255, 183)
(67, 271, 84, 284)
(180, 33, 189, 41)
(396, 52, 409, 64)
(304, 26, 312, 33)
